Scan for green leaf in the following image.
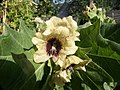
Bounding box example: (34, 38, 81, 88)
(107, 40, 120, 55)
(87, 62, 114, 82)
(54, 85, 64, 90)
(0, 19, 47, 89)
(81, 83, 91, 90)
(99, 23, 120, 55)
(0, 20, 35, 56)
(70, 72, 84, 90)
(88, 54, 120, 83)
(75, 47, 92, 60)
(0, 49, 46, 90)
(76, 19, 100, 48)
(41, 60, 53, 90)
(75, 61, 114, 90)
(77, 19, 120, 89)
(90, 22, 120, 60)
(100, 23, 115, 37)
(103, 23, 120, 43)
(92, 34, 120, 60)
(78, 21, 92, 30)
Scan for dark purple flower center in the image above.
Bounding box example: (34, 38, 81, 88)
(46, 38, 62, 56)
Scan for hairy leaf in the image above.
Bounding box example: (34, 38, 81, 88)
(0, 20, 35, 56)
(0, 49, 46, 90)
(78, 18, 120, 86)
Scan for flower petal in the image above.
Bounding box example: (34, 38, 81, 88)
(59, 70, 70, 82)
(43, 19, 55, 35)
(35, 32, 44, 39)
(50, 16, 62, 26)
(32, 37, 45, 45)
(53, 70, 71, 86)
(56, 26, 69, 36)
(34, 50, 50, 63)
(73, 31, 80, 41)
(43, 28, 52, 35)
(64, 55, 82, 68)
(53, 53, 66, 67)
(63, 16, 78, 32)
(32, 16, 80, 66)
(61, 46, 78, 55)
(34, 17, 43, 23)
(74, 60, 91, 71)
(65, 39, 76, 47)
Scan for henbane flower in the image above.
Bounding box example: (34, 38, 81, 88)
(62, 55, 90, 71)
(32, 16, 80, 67)
(53, 69, 71, 86)
(52, 55, 90, 86)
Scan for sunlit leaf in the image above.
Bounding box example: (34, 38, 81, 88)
(0, 20, 46, 90)
(76, 19, 100, 48)
(0, 20, 35, 56)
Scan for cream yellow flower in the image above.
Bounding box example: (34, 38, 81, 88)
(43, 16, 80, 41)
(89, 1, 96, 10)
(53, 70, 71, 86)
(32, 16, 80, 67)
(52, 56, 90, 86)
(83, 2, 97, 16)
(59, 55, 90, 71)
(34, 17, 44, 23)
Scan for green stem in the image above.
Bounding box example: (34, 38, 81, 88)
(3, 0, 7, 33)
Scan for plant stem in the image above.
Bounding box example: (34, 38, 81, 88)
(3, 0, 7, 33)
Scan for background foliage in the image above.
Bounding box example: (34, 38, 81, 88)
(1, 0, 120, 32)
(0, 0, 120, 90)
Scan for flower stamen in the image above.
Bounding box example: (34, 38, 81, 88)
(46, 38, 62, 56)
